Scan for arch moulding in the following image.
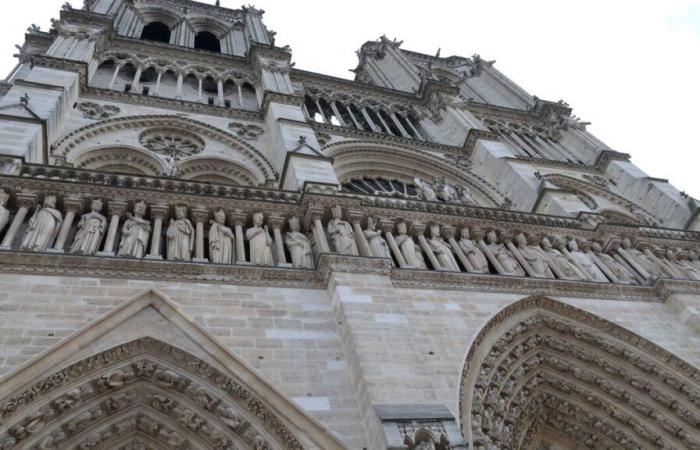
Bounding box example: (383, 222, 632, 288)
(458, 295, 700, 449)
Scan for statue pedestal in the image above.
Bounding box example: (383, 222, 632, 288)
(46, 248, 65, 254)
(96, 251, 115, 257)
(276, 262, 293, 269)
(193, 258, 208, 263)
(145, 254, 163, 260)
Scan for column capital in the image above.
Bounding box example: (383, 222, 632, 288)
(411, 222, 427, 236)
(15, 191, 37, 209)
(442, 225, 456, 240)
(191, 208, 210, 224)
(304, 204, 325, 229)
(347, 209, 364, 224)
(229, 210, 248, 226)
(379, 218, 397, 234)
(267, 215, 286, 229)
(107, 199, 128, 217)
(149, 203, 169, 220)
(63, 195, 84, 213)
(470, 227, 485, 241)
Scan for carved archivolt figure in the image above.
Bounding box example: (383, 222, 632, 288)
(456, 185, 476, 205)
(567, 238, 608, 282)
(0, 189, 9, 234)
(459, 228, 488, 273)
(591, 242, 636, 283)
(674, 250, 700, 280)
(247, 212, 273, 266)
(118, 200, 151, 258)
(70, 199, 107, 255)
(286, 216, 313, 269)
(663, 248, 697, 279)
(208, 209, 234, 264)
(327, 205, 358, 255)
(541, 238, 583, 280)
(166, 206, 194, 261)
(485, 230, 524, 276)
(21, 195, 62, 252)
(514, 233, 553, 278)
(396, 222, 426, 268)
(428, 224, 460, 271)
(364, 216, 391, 258)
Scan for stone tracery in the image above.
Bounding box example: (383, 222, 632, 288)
(459, 296, 700, 449)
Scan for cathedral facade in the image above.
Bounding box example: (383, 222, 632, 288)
(0, 1, 699, 449)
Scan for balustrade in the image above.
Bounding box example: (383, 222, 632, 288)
(0, 185, 699, 286)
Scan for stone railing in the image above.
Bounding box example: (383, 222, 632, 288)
(2, 166, 700, 292)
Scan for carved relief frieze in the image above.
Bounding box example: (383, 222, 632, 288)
(77, 102, 121, 120)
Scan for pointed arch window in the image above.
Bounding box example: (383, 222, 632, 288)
(140, 22, 171, 43)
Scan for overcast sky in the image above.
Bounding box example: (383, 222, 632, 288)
(2, 0, 700, 197)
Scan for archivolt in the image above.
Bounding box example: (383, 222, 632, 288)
(179, 156, 259, 185)
(0, 338, 304, 450)
(459, 295, 700, 449)
(71, 145, 165, 176)
(133, 3, 182, 29)
(323, 140, 504, 207)
(52, 115, 277, 184)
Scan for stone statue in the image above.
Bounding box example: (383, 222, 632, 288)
(395, 222, 426, 268)
(688, 250, 700, 272)
(364, 216, 391, 258)
(456, 185, 476, 205)
(70, 198, 107, 255)
(427, 224, 460, 271)
(433, 176, 458, 202)
(567, 238, 608, 282)
(541, 238, 582, 280)
(247, 212, 273, 266)
(327, 205, 358, 255)
(485, 230, 525, 276)
(413, 177, 437, 202)
(663, 248, 695, 279)
(117, 200, 151, 258)
(166, 206, 194, 261)
(514, 233, 553, 278)
(286, 216, 313, 269)
(0, 189, 10, 235)
(208, 209, 234, 264)
(458, 228, 488, 273)
(620, 237, 663, 278)
(163, 153, 180, 178)
(591, 242, 636, 284)
(673, 250, 700, 280)
(21, 195, 62, 252)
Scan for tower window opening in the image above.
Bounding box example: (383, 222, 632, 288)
(140, 22, 171, 43)
(194, 31, 221, 53)
(142, 87, 150, 96)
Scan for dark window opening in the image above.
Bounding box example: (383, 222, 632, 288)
(202, 77, 218, 95)
(224, 100, 231, 108)
(140, 22, 171, 43)
(142, 87, 150, 96)
(208, 97, 215, 105)
(124, 83, 132, 93)
(195, 32, 221, 53)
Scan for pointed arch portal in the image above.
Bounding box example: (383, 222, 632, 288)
(0, 290, 346, 450)
(459, 296, 700, 450)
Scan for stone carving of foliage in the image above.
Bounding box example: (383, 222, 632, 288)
(77, 102, 121, 120)
(139, 128, 205, 158)
(228, 122, 264, 141)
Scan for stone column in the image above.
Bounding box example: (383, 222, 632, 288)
(330, 101, 347, 127)
(349, 211, 371, 257)
(405, 117, 424, 141)
(361, 107, 381, 132)
(230, 210, 248, 264)
(390, 112, 411, 138)
(413, 222, 441, 270)
(269, 216, 291, 267)
(380, 219, 406, 267)
(98, 199, 128, 257)
(306, 207, 330, 254)
(345, 104, 362, 129)
(443, 225, 472, 272)
(131, 65, 143, 93)
(217, 79, 225, 106)
(50, 196, 84, 252)
(0, 192, 36, 249)
(146, 203, 168, 260)
(176, 73, 184, 99)
(108, 64, 121, 89)
(192, 208, 210, 263)
(154, 71, 163, 95)
(198, 78, 204, 102)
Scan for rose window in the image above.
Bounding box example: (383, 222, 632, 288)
(139, 128, 205, 158)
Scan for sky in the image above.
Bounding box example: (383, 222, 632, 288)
(2, 0, 700, 197)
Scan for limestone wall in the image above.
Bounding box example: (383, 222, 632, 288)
(1, 272, 698, 448)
